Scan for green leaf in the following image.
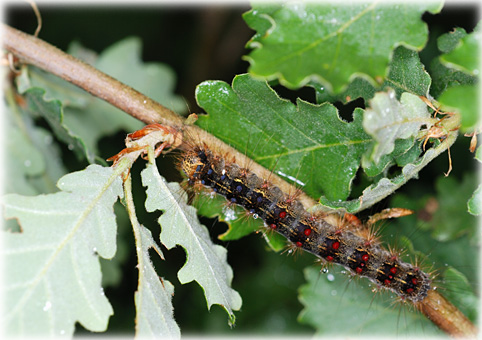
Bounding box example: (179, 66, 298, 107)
(440, 22, 481, 76)
(468, 185, 482, 216)
(363, 90, 431, 163)
(318, 131, 456, 213)
(313, 77, 376, 105)
(244, 2, 442, 93)
(142, 162, 242, 323)
(362, 138, 420, 177)
(438, 84, 480, 131)
(195, 193, 261, 239)
(5, 108, 47, 195)
(298, 266, 440, 336)
(382, 46, 432, 97)
(429, 28, 477, 99)
(133, 220, 180, 338)
(437, 27, 468, 53)
(5, 89, 68, 196)
(196, 74, 371, 201)
(442, 268, 478, 322)
(3, 164, 123, 336)
(16, 82, 93, 162)
(314, 45, 431, 105)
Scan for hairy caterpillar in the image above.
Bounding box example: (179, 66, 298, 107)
(180, 143, 432, 303)
(107, 122, 476, 336)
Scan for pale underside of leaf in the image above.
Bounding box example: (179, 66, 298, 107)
(132, 210, 180, 338)
(363, 90, 431, 164)
(2, 164, 123, 336)
(317, 131, 457, 213)
(141, 163, 242, 323)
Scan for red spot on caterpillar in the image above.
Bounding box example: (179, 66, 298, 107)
(406, 288, 414, 294)
(384, 279, 391, 285)
(412, 278, 418, 285)
(390, 267, 397, 274)
(326, 256, 334, 262)
(332, 241, 340, 250)
(356, 267, 363, 274)
(304, 228, 312, 236)
(362, 254, 369, 262)
(296, 241, 303, 247)
(270, 224, 277, 230)
(279, 211, 287, 218)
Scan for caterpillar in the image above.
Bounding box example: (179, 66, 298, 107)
(180, 143, 432, 303)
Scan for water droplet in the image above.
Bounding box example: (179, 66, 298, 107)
(60, 330, 65, 335)
(43, 301, 52, 311)
(92, 247, 97, 253)
(143, 100, 147, 104)
(223, 206, 236, 221)
(24, 160, 31, 167)
(322, 268, 329, 274)
(327, 274, 335, 281)
(252, 213, 259, 219)
(68, 144, 74, 150)
(331, 290, 337, 296)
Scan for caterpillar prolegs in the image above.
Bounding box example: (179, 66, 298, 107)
(181, 144, 431, 303)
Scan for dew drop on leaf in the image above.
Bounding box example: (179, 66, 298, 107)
(223, 206, 237, 221)
(43, 301, 52, 311)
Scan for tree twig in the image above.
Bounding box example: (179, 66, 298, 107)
(2, 24, 476, 338)
(2, 24, 183, 126)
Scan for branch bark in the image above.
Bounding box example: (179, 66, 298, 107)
(2, 24, 477, 338)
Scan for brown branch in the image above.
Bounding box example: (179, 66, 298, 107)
(418, 290, 477, 338)
(2, 24, 183, 126)
(2, 24, 477, 338)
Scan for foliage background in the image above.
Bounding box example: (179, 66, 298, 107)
(5, 1, 480, 336)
